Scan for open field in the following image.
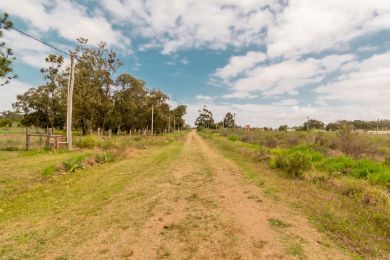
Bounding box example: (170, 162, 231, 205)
(0, 129, 389, 259)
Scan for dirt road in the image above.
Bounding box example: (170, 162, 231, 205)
(1, 130, 349, 259)
(97, 130, 347, 259)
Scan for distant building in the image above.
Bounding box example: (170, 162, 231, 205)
(287, 128, 296, 132)
(244, 125, 251, 130)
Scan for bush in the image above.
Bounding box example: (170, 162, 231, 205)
(286, 152, 312, 178)
(75, 135, 99, 149)
(63, 157, 84, 173)
(337, 127, 370, 158)
(265, 136, 278, 148)
(228, 135, 240, 142)
(95, 151, 114, 164)
(270, 149, 312, 178)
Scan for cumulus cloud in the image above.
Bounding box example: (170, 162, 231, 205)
(0, 0, 129, 48)
(100, 0, 280, 54)
(315, 52, 390, 106)
(214, 53, 356, 98)
(267, 0, 390, 57)
(214, 51, 267, 80)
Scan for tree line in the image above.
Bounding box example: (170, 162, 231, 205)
(8, 38, 186, 134)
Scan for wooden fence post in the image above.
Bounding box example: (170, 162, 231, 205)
(26, 127, 30, 150)
(46, 128, 52, 148)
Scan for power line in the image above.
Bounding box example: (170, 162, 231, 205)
(9, 25, 70, 56)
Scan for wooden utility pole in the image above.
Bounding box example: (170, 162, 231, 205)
(25, 128, 30, 150)
(168, 116, 171, 133)
(307, 116, 309, 131)
(151, 105, 154, 135)
(66, 53, 75, 151)
(173, 117, 176, 133)
(377, 118, 379, 133)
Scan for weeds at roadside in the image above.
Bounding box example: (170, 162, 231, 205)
(63, 157, 84, 173)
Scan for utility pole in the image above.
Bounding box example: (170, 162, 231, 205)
(66, 53, 75, 151)
(306, 116, 309, 131)
(151, 105, 154, 135)
(168, 116, 171, 133)
(377, 118, 379, 133)
(233, 113, 236, 129)
(173, 117, 176, 133)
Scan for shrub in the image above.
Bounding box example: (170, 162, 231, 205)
(63, 157, 84, 173)
(75, 135, 99, 149)
(228, 135, 240, 142)
(270, 149, 312, 178)
(265, 136, 278, 148)
(95, 151, 114, 164)
(286, 152, 312, 178)
(337, 126, 370, 158)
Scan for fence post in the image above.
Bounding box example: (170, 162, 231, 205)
(98, 127, 101, 138)
(108, 129, 112, 139)
(26, 127, 30, 150)
(46, 128, 52, 148)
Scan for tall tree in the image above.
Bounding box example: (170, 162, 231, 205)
(171, 105, 187, 130)
(72, 38, 122, 134)
(195, 106, 214, 129)
(0, 13, 16, 86)
(223, 112, 235, 128)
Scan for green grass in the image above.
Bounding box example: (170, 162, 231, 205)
(0, 133, 186, 259)
(199, 130, 390, 258)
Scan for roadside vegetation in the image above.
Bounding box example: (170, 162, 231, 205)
(199, 128, 390, 258)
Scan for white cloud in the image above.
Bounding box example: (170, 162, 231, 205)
(101, 0, 280, 54)
(0, 80, 34, 111)
(315, 52, 390, 106)
(196, 95, 214, 101)
(273, 99, 299, 106)
(214, 54, 356, 98)
(0, 0, 129, 48)
(214, 51, 267, 80)
(167, 55, 190, 66)
(3, 30, 51, 69)
(267, 0, 390, 57)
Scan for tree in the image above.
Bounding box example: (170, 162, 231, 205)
(223, 112, 235, 128)
(172, 105, 187, 130)
(278, 125, 288, 131)
(0, 13, 16, 86)
(302, 119, 325, 130)
(195, 106, 214, 129)
(112, 73, 147, 131)
(13, 55, 66, 128)
(72, 38, 122, 134)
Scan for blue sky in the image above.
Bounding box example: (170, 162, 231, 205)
(1, 0, 390, 127)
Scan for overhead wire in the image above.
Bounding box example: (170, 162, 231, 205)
(8, 25, 70, 56)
